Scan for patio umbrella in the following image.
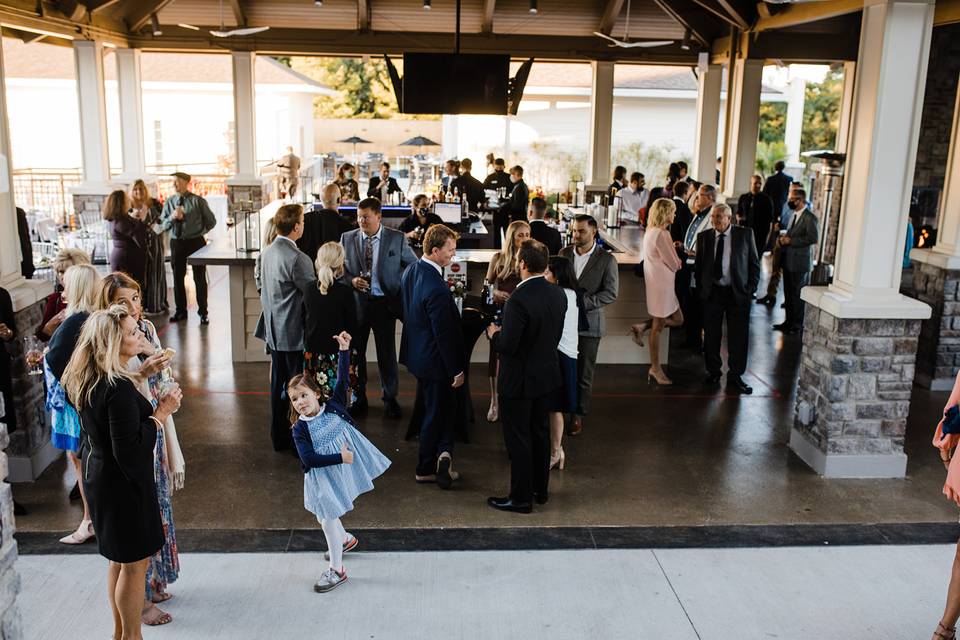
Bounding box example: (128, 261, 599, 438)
(399, 136, 441, 191)
(337, 135, 372, 164)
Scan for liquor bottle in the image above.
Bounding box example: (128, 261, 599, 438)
(453, 187, 460, 203)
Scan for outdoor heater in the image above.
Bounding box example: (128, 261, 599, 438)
(233, 201, 260, 253)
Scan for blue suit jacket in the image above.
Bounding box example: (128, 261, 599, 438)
(399, 260, 464, 382)
(339, 225, 417, 317)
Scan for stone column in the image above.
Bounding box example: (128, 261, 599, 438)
(0, 32, 54, 483)
(721, 58, 763, 201)
(114, 48, 149, 186)
(692, 63, 722, 184)
(70, 40, 114, 220)
(912, 73, 960, 389)
(227, 51, 263, 218)
(585, 60, 614, 190)
(791, 0, 935, 478)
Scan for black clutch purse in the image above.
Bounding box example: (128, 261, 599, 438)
(943, 405, 960, 438)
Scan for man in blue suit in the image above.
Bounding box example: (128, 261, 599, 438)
(399, 224, 465, 489)
(340, 197, 417, 418)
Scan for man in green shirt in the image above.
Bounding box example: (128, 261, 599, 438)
(158, 172, 217, 325)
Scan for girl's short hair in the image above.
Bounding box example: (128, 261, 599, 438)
(286, 373, 325, 426)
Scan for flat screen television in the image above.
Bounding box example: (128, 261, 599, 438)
(402, 53, 510, 115)
(434, 202, 464, 224)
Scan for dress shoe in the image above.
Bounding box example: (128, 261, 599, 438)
(569, 416, 583, 437)
(415, 474, 436, 483)
(349, 397, 369, 417)
(436, 453, 456, 490)
(534, 492, 549, 505)
(727, 376, 753, 395)
(487, 496, 532, 514)
(704, 373, 722, 385)
(383, 398, 402, 419)
(199, 314, 209, 326)
(169, 311, 187, 323)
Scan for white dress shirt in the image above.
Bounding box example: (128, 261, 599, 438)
(713, 228, 732, 286)
(572, 242, 597, 278)
(618, 187, 648, 223)
(422, 256, 444, 277)
(557, 288, 579, 359)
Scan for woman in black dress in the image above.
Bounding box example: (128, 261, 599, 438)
(103, 189, 148, 290)
(61, 304, 181, 640)
(129, 180, 168, 315)
(304, 242, 359, 403)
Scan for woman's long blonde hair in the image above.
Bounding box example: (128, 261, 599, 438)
(495, 220, 531, 281)
(61, 305, 136, 411)
(647, 198, 677, 229)
(63, 264, 100, 317)
(315, 242, 345, 295)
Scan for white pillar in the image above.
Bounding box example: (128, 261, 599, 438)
(230, 51, 258, 182)
(114, 48, 147, 184)
(835, 61, 857, 154)
(784, 77, 806, 164)
(0, 38, 23, 292)
(586, 60, 614, 189)
(805, 0, 934, 319)
(918, 83, 960, 266)
(721, 58, 763, 200)
(692, 64, 722, 184)
(72, 41, 112, 190)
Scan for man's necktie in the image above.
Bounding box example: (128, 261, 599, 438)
(364, 236, 374, 275)
(714, 233, 725, 280)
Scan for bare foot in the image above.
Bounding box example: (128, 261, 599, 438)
(142, 603, 173, 626)
(151, 591, 173, 604)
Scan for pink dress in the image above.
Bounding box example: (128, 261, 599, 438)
(642, 226, 683, 318)
(933, 369, 960, 506)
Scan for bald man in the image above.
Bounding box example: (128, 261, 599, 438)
(297, 183, 353, 262)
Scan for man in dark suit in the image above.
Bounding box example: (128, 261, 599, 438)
(455, 158, 486, 212)
(559, 215, 619, 436)
(366, 161, 402, 200)
(340, 197, 418, 418)
(763, 160, 793, 226)
(297, 183, 352, 262)
(254, 204, 316, 450)
(775, 188, 820, 334)
(495, 165, 529, 249)
(608, 165, 627, 194)
(483, 157, 510, 193)
(399, 225, 465, 489)
(737, 174, 775, 257)
(694, 203, 760, 395)
(527, 197, 561, 255)
(487, 239, 567, 513)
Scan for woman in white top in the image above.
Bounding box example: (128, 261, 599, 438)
(544, 256, 581, 471)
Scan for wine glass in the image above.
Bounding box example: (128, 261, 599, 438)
(23, 336, 43, 376)
(359, 269, 372, 293)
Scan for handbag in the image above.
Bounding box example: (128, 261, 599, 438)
(943, 405, 960, 439)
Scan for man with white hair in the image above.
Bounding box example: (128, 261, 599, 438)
(694, 203, 760, 394)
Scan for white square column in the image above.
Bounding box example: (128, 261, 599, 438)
(72, 40, 112, 192)
(721, 58, 763, 200)
(692, 64, 722, 184)
(585, 60, 614, 190)
(230, 51, 258, 183)
(114, 48, 148, 185)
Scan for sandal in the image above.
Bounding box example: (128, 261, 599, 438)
(59, 520, 94, 545)
(934, 622, 957, 639)
(630, 321, 652, 347)
(142, 604, 173, 626)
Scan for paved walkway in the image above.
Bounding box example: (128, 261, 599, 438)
(19, 544, 957, 639)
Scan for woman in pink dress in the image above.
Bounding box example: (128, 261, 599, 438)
(632, 198, 684, 386)
(932, 368, 960, 640)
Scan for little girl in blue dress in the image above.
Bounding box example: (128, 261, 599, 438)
(289, 331, 390, 593)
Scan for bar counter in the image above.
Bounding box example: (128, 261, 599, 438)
(189, 218, 662, 365)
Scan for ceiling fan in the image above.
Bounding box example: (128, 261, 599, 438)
(179, 0, 271, 38)
(593, 0, 674, 48)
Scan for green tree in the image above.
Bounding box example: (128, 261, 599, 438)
(756, 140, 788, 175)
(802, 67, 843, 151)
(759, 101, 787, 144)
(611, 142, 689, 187)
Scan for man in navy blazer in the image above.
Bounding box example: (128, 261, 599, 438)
(340, 197, 417, 418)
(399, 225, 465, 489)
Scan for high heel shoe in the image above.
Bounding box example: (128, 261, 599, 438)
(550, 448, 566, 470)
(59, 519, 94, 545)
(934, 622, 956, 639)
(648, 370, 673, 386)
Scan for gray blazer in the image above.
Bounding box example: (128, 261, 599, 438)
(559, 244, 619, 338)
(782, 208, 820, 273)
(339, 225, 417, 310)
(254, 236, 316, 352)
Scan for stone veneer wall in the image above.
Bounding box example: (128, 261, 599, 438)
(913, 261, 960, 389)
(810, 171, 844, 268)
(794, 305, 920, 456)
(0, 395, 23, 639)
(7, 301, 48, 462)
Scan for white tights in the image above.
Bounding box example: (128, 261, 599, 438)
(320, 517, 349, 572)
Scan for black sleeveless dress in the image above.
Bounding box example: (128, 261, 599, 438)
(79, 377, 163, 563)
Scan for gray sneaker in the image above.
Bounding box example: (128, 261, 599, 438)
(324, 535, 358, 561)
(313, 569, 347, 593)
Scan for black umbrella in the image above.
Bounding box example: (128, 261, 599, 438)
(337, 136, 372, 164)
(399, 135, 440, 147)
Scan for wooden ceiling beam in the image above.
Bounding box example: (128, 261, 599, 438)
(358, 0, 370, 33)
(227, 0, 245, 27)
(0, 2, 130, 44)
(85, 0, 122, 14)
(481, 0, 496, 35)
(752, 0, 862, 33)
(598, 0, 625, 35)
(690, 0, 743, 29)
(713, 0, 751, 30)
(650, 0, 712, 48)
(125, 0, 176, 32)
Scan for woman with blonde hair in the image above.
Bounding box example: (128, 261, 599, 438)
(35, 248, 91, 341)
(62, 304, 181, 640)
(483, 219, 531, 421)
(129, 179, 168, 315)
(632, 198, 684, 386)
(97, 272, 182, 627)
(303, 242, 359, 402)
(42, 263, 100, 544)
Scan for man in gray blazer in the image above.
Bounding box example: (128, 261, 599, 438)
(559, 214, 619, 436)
(254, 204, 316, 452)
(340, 197, 418, 418)
(775, 187, 820, 334)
